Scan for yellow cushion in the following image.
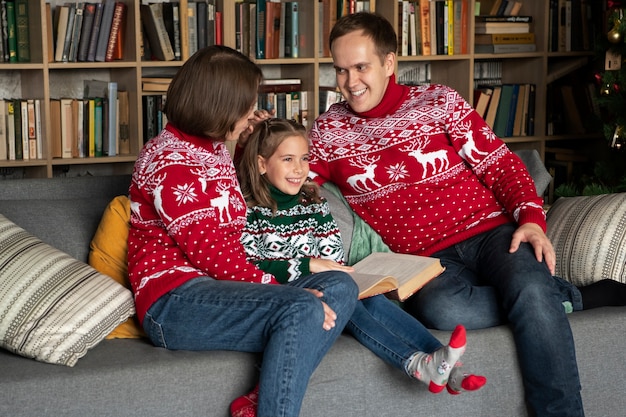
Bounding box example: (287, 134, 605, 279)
(89, 195, 145, 339)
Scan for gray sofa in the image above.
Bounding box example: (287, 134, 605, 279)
(0, 174, 625, 417)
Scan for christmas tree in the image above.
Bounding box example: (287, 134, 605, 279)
(581, 2, 626, 195)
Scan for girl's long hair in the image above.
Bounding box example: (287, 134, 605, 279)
(238, 118, 321, 213)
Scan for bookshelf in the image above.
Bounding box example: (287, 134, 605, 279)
(0, 0, 601, 178)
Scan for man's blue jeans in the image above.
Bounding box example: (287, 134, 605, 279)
(405, 223, 584, 417)
(143, 271, 358, 417)
(346, 295, 442, 376)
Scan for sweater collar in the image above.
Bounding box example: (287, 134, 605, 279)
(354, 74, 409, 118)
(270, 185, 300, 208)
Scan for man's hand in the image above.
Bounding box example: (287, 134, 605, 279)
(509, 223, 556, 275)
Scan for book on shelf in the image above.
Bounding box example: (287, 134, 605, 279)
(484, 85, 501, 129)
(142, 77, 172, 92)
(0, 99, 6, 160)
(265, 0, 280, 59)
(197, 0, 207, 50)
(350, 252, 445, 301)
(68, 2, 85, 63)
(255, 0, 266, 59)
(60, 98, 74, 159)
(474, 43, 535, 53)
(86, 1, 105, 61)
(19, 100, 28, 160)
(418, 0, 431, 55)
(284, 1, 298, 58)
(186, 1, 198, 56)
(26, 99, 37, 160)
(140, 2, 175, 61)
(161, 1, 181, 60)
(475, 15, 532, 22)
(14, 0, 29, 62)
(474, 87, 493, 118)
(6, 100, 16, 160)
(84, 79, 118, 156)
(95, 0, 116, 62)
(512, 83, 527, 137)
(474, 32, 535, 44)
(105, 1, 127, 62)
(5, 0, 16, 62)
(474, 22, 530, 34)
(259, 78, 302, 93)
(117, 90, 130, 155)
(77, 2, 96, 62)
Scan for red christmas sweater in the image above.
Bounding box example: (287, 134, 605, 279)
(128, 124, 276, 323)
(309, 77, 545, 257)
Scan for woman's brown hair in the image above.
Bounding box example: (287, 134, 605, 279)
(164, 45, 263, 139)
(238, 118, 321, 213)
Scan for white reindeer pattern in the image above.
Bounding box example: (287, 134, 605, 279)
(211, 181, 232, 223)
(347, 155, 382, 193)
(402, 138, 449, 179)
(457, 121, 488, 164)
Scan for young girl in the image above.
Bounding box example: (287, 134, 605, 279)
(233, 118, 487, 416)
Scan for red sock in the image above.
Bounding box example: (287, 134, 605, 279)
(230, 384, 259, 417)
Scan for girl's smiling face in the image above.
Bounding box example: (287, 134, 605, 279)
(258, 134, 310, 195)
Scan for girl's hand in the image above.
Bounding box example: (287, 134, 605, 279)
(303, 288, 338, 331)
(309, 258, 355, 274)
(238, 109, 275, 148)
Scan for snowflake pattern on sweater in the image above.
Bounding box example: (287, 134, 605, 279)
(309, 84, 545, 256)
(241, 187, 345, 283)
(128, 125, 275, 322)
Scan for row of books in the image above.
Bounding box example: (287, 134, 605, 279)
(474, 15, 535, 54)
(140, 1, 221, 62)
(549, 0, 595, 52)
(398, 62, 431, 86)
(475, 83, 536, 138)
(483, 0, 524, 17)
(0, 99, 43, 161)
(50, 80, 130, 158)
(319, 0, 371, 57)
(50, 0, 127, 63)
(236, 0, 299, 60)
(398, 0, 470, 57)
(473, 59, 502, 87)
(0, 0, 30, 62)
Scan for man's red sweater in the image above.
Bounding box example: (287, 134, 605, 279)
(309, 76, 545, 256)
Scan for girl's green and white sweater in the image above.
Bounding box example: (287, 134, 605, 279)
(241, 186, 346, 283)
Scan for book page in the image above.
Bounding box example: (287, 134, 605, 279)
(351, 252, 444, 300)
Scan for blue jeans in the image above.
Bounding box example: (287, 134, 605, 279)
(143, 271, 358, 417)
(404, 223, 584, 417)
(346, 295, 442, 376)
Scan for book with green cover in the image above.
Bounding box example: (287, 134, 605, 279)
(15, 0, 29, 61)
(6, 0, 17, 62)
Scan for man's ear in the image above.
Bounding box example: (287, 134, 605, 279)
(385, 52, 396, 77)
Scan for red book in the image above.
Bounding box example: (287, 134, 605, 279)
(264, 1, 281, 59)
(105, 2, 127, 61)
(215, 11, 223, 45)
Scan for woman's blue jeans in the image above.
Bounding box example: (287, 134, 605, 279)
(143, 271, 358, 417)
(404, 223, 584, 417)
(346, 295, 443, 376)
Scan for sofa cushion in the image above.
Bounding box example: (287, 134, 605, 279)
(547, 193, 626, 287)
(89, 196, 145, 339)
(0, 214, 135, 366)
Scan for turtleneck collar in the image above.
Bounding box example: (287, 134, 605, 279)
(269, 185, 300, 208)
(354, 74, 409, 118)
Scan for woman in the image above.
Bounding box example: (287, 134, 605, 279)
(127, 45, 358, 417)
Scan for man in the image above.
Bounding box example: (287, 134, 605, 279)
(308, 12, 584, 417)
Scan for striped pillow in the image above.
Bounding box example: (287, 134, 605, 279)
(547, 193, 626, 287)
(0, 214, 135, 366)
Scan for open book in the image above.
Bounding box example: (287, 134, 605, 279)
(351, 252, 445, 301)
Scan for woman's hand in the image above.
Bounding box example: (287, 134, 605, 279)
(309, 258, 355, 274)
(238, 109, 275, 148)
(303, 288, 338, 331)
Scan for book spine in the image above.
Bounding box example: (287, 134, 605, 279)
(187, 1, 197, 56)
(20, 100, 28, 160)
(118, 90, 130, 154)
(0, 0, 9, 61)
(255, 0, 265, 59)
(95, 0, 116, 62)
(6, 0, 17, 62)
(475, 15, 532, 22)
(61, 5, 76, 62)
(69, 2, 84, 62)
(27, 99, 36, 159)
(12, 99, 22, 159)
(0, 99, 5, 160)
(14, 0, 29, 62)
(7, 100, 16, 160)
(106, 82, 117, 156)
(105, 2, 126, 61)
(207, 0, 216, 46)
(419, 0, 431, 56)
(94, 97, 103, 156)
(197, 0, 207, 50)
(172, 3, 181, 59)
(77, 3, 96, 62)
(87, 2, 104, 61)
